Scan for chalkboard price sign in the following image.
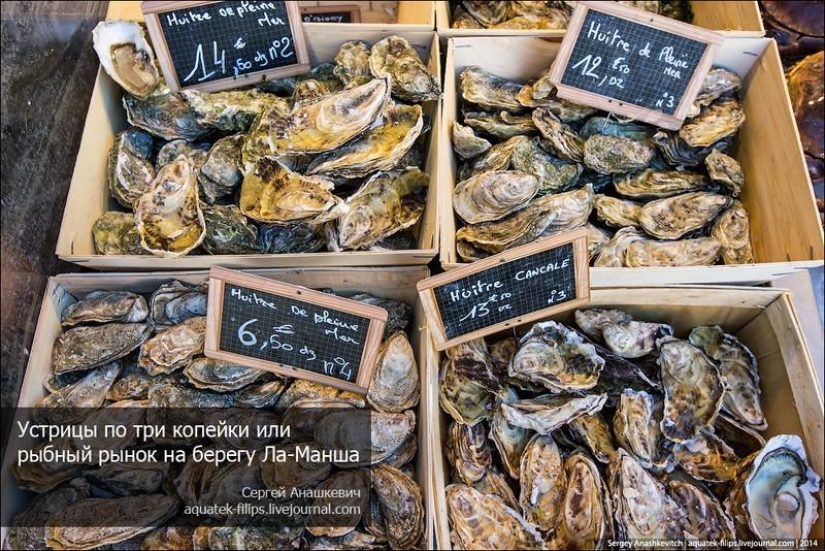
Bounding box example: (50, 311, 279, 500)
(142, 1, 311, 93)
(300, 5, 361, 23)
(205, 267, 387, 393)
(417, 229, 590, 350)
(548, 1, 723, 130)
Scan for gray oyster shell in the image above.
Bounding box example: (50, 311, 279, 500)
(371, 464, 425, 549)
(705, 149, 744, 196)
(511, 136, 582, 194)
(181, 88, 275, 132)
(314, 410, 415, 467)
(614, 389, 671, 471)
(458, 135, 527, 181)
(366, 331, 420, 413)
(712, 200, 755, 264)
(107, 128, 155, 208)
(601, 320, 674, 358)
(625, 237, 723, 267)
(92, 211, 147, 255)
(593, 227, 651, 267)
(594, 194, 643, 228)
(261, 440, 330, 490)
(638, 192, 731, 240)
(82, 462, 167, 496)
(453, 170, 539, 224)
(257, 222, 326, 254)
(501, 393, 607, 435)
(653, 130, 731, 169)
(580, 116, 655, 141)
(198, 134, 244, 203)
(52, 324, 151, 374)
(519, 433, 565, 531)
(307, 470, 368, 536)
(123, 92, 210, 141)
(4, 479, 90, 550)
(369, 36, 439, 103)
(184, 357, 264, 392)
(490, 399, 529, 479)
(679, 98, 746, 148)
(62, 291, 148, 327)
(452, 121, 492, 160)
(587, 224, 612, 261)
(92, 20, 160, 97)
(137, 316, 206, 375)
(206, 526, 304, 550)
(460, 66, 524, 113)
(583, 134, 655, 174)
(447, 421, 492, 485)
(614, 168, 711, 199)
(693, 67, 742, 112)
(668, 480, 735, 541)
(439, 340, 495, 425)
(532, 108, 584, 162)
(12, 439, 82, 493)
(155, 139, 209, 170)
(333, 41, 371, 85)
(234, 379, 286, 409)
(35, 362, 122, 424)
(149, 280, 207, 325)
(202, 204, 258, 255)
(574, 308, 633, 341)
(463, 110, 538, 140)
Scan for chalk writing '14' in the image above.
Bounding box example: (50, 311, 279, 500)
(184, 38, 294, 82)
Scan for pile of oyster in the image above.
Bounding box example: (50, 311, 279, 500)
(6, 282, 425, 550)
(451, 64, 755, 267)
(450, 1, 692, 30)
(91, 21, 438, 258)
(440, 309, 821, 549)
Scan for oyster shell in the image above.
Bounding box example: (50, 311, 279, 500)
(680, 98, 746, 148)
(181, 89, 274, 132)
(149, 281, 207, 325)
(668, 480, 735, 541)
(438, 341, 495, 425)
(201, 203, 258, 255)
(445, 484, 544, 550)
(52, 323, 150, 375)
(452, 5, 483, 28)
(447, 421, 492, 485)
(12, 439, 83, 493)
(473, 470, 519, 510)
(35, 361, 122, 426)
(463, 110, 537, 140)
(83, 461, 167, 496)
(593, 227, 651, 267)
(705, 149, 744, 197)
(137, 317, 206, 376)
(240, 97, 292, 165)
(501, 393, 607, 435)
(653, 130, 730, 169)
(383, 432, 418, 469)
(92, 211, 147, 255)
(672, 429, 740, 483)
(184, 357, 263, 392)
(567, 413, 617, 464)
(454, 170, 538, 224)
(614, 168, 710, 199)
(92, 20, 159, 97)
(461, 1, 512, 26)
(712, 200, 755, 264)
(198, 134, 244, 203)
(261, 441, 331, 490)
(366, 331, 420, 413)
(333, 41, 371, 85)
(601, 320, 674, 358)
(257, 222, 326, 254)
(580, 116, 655, 141)
(107, 128, 155, 208)
(574, 308, 633, 341)
(511, 136, 582, 194)
(139, 526, 197, 551)
(614, 389, 671, 471)
(658, 337, 725, 442)
(239, 158, 343, 225)
(638, 192, 731, 240)
(549, 451, 612, 550)
(372, 464, 425, 549)
(277, 379, 339, 410)
(207, 526, 305, 550)
(331, 168, 427, 251)
(62, 291, 148, 327)
(314, 410, 415, 466)
(713, 412, 766, 457)
(123, 92, 209, 141)
(458, 135, 527, 181)
(347, 294, 412, 338)
(4, 479, 90, 550)
(532, 108, 584, 162)
(452, 121, 492, 159)
(583, 134, 655, 174)
(490, 398, 529, 479)
(519, 433, 566, 531)
(694, 67, 742, 111)
(233, 379, 286, 409)
(135, 158, 206, 257)
(594, 194, 643, 228)
(509, 321, 604, 392)
(306, 104, 423, 178)
(626, 237, 723, 267)
(369, 36, 439, 103)
(587, 224, 612, 261)
(155, 139, 210, 170)
(460, 66, 523, 113)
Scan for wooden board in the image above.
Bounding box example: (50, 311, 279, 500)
(418, 228, 589, 349)
(142, 1, 311, 92)
(300, 4, 360, 23)
(548, 1, 723, 129)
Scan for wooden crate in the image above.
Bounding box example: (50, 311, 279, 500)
(56, 26, 441, 270)
(440, 36, 824, 285)
(0, 266, 435, 546)
(428, 286, 825, 548)
(436, 0, 764, 40)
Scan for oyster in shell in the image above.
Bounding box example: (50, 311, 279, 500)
(347, 294, 412, 338)
(92, 211, 146, 255)
(261, 441, 330, 490)
(240, 97, 292, 165)
(184, 358, 263, 392)
(4, 479, 90, 550)
(614, 168, 710, 199)
(447, 421, 492, 484)
(501, 393, 607, 435)
(234, 379, 286, 409)
(532, 108, 584, 162)
(452, 4, 483, 28)
(198, 134, 244, 203)
(314, 410, 415, 467)
(460, 66, 523, 113)
(689, 325, 764, 429)
(614, 389, 671, 471)
(567, 413, 616, 464)
(13, 439, 83, 493)
(258, 222, 326, 254)
(135, 158, 206, 257)
(668, 480, 735, 541)
(463, 110, 537, 140)
(331, 168, 427, 251)
(587, 224, 612, 261)
(673, 429, 740, 483)
(149, 281, 207, 325)
(452, 121, 492, 159)
(445, 484, 544, 550)
(306, 104, 423, 178)
(490, 399, 529, 479)
(658, 337, 725, 442)
(83, 461, 167, 496)
(680, 98, 746, 148)
(694, 67, 742, 111)
(519, 81, 595, 122)
(372, 464, 425, 549)
(334, 41, 371, 85)
(593, 227, 651, 267)
(207, 526, 305, 550)
(712, 200, 755, 264)
(549, 451, 612, 550)
(366, 331, 420, 413)
(137, 317, 206, 376)
(458, 135, 527, 181)
(583, 134, 655, 174)
(509, 321, 604, 392)
(369, 36, 439, 103)
(653, 130, 730, 169)
(239, 158, 343, 225)
(268, 78, 388, 155)
(439, 341, 495, 425)
(106, 363, 158, 401)
(519, 433, 566, 531)
(574, 308, 633, 341)
(454, 170, 538, 224)
(580, 116, 655, 141)
(473, 470, 518, 510)
(639, 192, 731, 240)
(62, 291, 148, 327)
(511, 136, 582, 194)
(139, 526, 198, 551)
(601, 320, 674, 358)
(594, 194, 642, 228)
(181, 88, 274, 132)
(705, 149, 744, 196)
(107, 128, 155, 208)
(92, 20, 159, 97)
(626, 237, 723, 267)
(714, 412, 766, 457)
(383, 433, 417, 469)
(202, 203, 258, 255)
(35, 361, 122, 425)
(123, 92, 209, 141)
(277, 379, 339, 411)
(155, 139, 210, 170)
(461, 1, 512, 26)
(52, 323, 150, 375)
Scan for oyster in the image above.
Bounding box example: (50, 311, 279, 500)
(44, 495, 178, 550)
(519, 433, 566, 531)
(107, 128, 155, 208)
(567, 413, 616, 463)
(306, 104, 423, 178)
(511, 137, 582, 194)
(583, 134, 655, 174)
(369, 36, 439, 103)
(347, 294, 412, 338)
(181, 89, 274, 132)
(240, 97, 292, 165)
(52, 323, 151, 374)
(614, 168, 710, 199)
(694, 67, 742, 111)
(639, 192, 731, 240)
(454, 170, 538, 224)
(306, 470, 371, 537)
(372, 464, 425, 549)
(625, 237, 723, 267)
(135, 158, 206, 257)
(13, 439, 83, 493)
(62, 291, 148, 327)
(268, 78, 388, 155)
(137, 316, 206, 376)
(689, 325, 765, 429)
(202, 204, 258, 255)
(452, 5, 483, 28)
(601, 320, 674, 358)
(658, 337, 724, 442)
(439, 341, 495, 425)
(207, 526, 305, 550)
(613, 389, 671, 471)
(672, 429, 740, 483)
(588, 224, 611, 261)
(234, 379, 286, 409)
(333, 41, 371, 85)
(713, 412, 766, 457)
(314, 410, 415, 467)
(463, 110, 537, 140)
(261, 441, 330, 490)
(366, 331, 420, 413)
(92, 20, 159, 97)
(92, 211, 147, 255)
(257, 222, 326, 254)
(653, 130, 730, 169)
(580, 116, 655, 141)
(4, 479, 90, 550)
(593, 227, 651, 267)
(458, 135, 527, 181)
(549, 452, 612, 550)
(305, 531, 384, 550)
(445, 484, 544, 550)
(184, 358, 263, 392)
(501, 393, 607, 435)
(198, 134, 244, 203)
(35, 361, 122, 425)
(473, 470, 519, 510)
(712, 200, 755, 264)
(331, 168, 427, 251)
(83, 462, 167, 496)
(460, 66, 523, 113)
(668, 481, 735, 541)
(105, 363, 159, 401)
(532, 108, 584, 162)
(447, 421, 492, 484)
(490, 401, 529, 479)
(139, 526, 198, 551)
(594, 194, 643, 228)
(574, 308, 633, 341)
(239, 158, 343, 225)
(510, 321, 604, 392)
(452, 121, 492, 159)
(277, 379, 339, 410)
(123, 92, 209, 141)
(149, 281, 207, 325)
(460, 1, 512, 26)
(705, 149, 744, 196)
(383, 432, 418, 469)
(155, 139, 209, 170)
(679, 98, 746, 148)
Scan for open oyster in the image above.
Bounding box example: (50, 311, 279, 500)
(454, 170, 538, 224)
(52, 323, 150, 374)
(92, 211, 147, 255)
(549, 451, 612, 549)
(669, 480, 735, 541)
(107, 128, 155, 208)
(583, 134, 655, 174)
(135, 158, 206, 257)
(366, 331, 420, 413)
(92, 21, 159, 97)
(123, 92, 209, 141)
(149, 281, 207, 325)
(594, 227, 651, 267)
(501, 393, 607, 435)
(138, 316, 206, 376)
(638, 192, 731, 240)
(369, 36, 439, 103)
(460, 66, 524, 113)
(533, 108, 584, 162)
(452, 121, 492, 159)
(333, 41, 371, 85)
(680, 98, 746, 148)
(614, 389, 671, 471)
(673, 429, 740, 483)
(519, 433, 566, 531)
(594, 194, 642, 228)
(614, 169, 710, 199)
(372, 464, 424, 549)
(181, 89, 274, 132)
(601, 320, 674, 358)
(447, 421, 492, 485)
(202, 204, 258, 255)
(62, 291, 148, 327)
(198, 134, 244, 203)
(712, 200, 755, 264)
(625, 237, 723, 267)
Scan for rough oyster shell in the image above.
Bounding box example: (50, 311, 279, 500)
(139, 526, 197, 551)
(239, 97, 291, 165)
(62, 291, 148, 327)
(181, 89, 274, 132)
(583, 134, 655, 174)
(461, 1, 512, 26)
(183, 357, 263, 392)
(653, 130, 731, 169)
(137, 317, 206, 376)
(366, 331, 419, 413)
(594, 194, 642, 228)
(438, 340, 495, 425)
(372, 464, 425, 549)
(473, 469, 518, 510)
(501, 393, 607, 435)
(673, 429, 740, 483)
(639, 192, 731, 240)
(626, 237, 723, 267)
(587, 224, 612, 261)
(511, 136, 582, 194)
(261, 440, 330, 490)
(207, 526, 304, 550)
(549, 451, 612, 550)
(452, 121, 492, 160)
(155, 139, 210, 170)
(463, 110, 537, 140)
(347, 294, 412, 338)
(580, 116, 655, 141)
(12, 439, 83, 493)
(198, 134, 244, 203)
(658, 337, 725, 442)
(452, 4, 483, 28)
(614, 389, 671, 471)
(532, 108, 584, 162)
(614, 168, 710, 199)
(52, 323, 150, 375)
(202, 203, 258, 255)
(593, 227, 651, 267)
(35, 361, 122, 424)
(239, 158, 343, 225)
(490, 398, 529, 479)
(314, 410, 415, 467)
(460, 66, 524, 113)
(601, 320, 674, 358)
(519, 433, 566, 531)
(306, 470, 370, 536)
(680, 98, 746, 148)
(92, 20, 159, 97)
(668, 480, 735, 541)
(694, 67, 742, 112)
(83, 461, 168, 496)
(458, 135, 527, 181)
(149, 281, 207, 325)
(712, 200, 755, 264)
(567, 413, 617, 464)
(123, 92, 209, 141)
(233, 379, 286, 409)
(92, 211, 147, 255)
(277, 379, 339, 411)
(369, 36, 439, 103)
(257, 222, 326, 254)
(333, 41, 371, 85)
(447, 421, 492, 485)
(107, 128, 155, 208)
(705, 149, 744, 197)
(454, 170, 538, 224)
(4, 480, 90, 550)
(574, 308, 633, 341)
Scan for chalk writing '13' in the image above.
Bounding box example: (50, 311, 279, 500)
(184, 38, 294, 82)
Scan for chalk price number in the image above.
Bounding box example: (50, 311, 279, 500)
(185, 37, 293, 83)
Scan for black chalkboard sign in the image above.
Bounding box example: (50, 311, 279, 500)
(548, 1, 722, 130)
(205, 267, 387, 393)
(418, 229, 590, 350)
(300, 5, 361, 23)
(142, 1, 310, 93)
